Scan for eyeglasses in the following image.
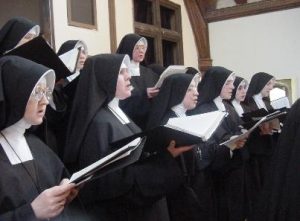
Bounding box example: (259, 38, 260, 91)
(31, 86, 53, 101)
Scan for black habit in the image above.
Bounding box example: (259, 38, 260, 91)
(0, 56, 86, 221)
(0, 17, 37, 55)
(63, 54, 183, 221)
(116, 33, 159, 130)
(147, 73, 214, 221)
(188, 66, 248, 221)
(243, 72, 277, 220)
(254, 98, 300, 221)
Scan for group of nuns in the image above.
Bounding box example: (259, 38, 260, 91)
(0, 16, 299, 221)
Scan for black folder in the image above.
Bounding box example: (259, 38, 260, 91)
(5, 36, 72, 82)
(110, 125, 205, 155)
(242, 108, 288, 129)
(221, 109, 288, 148)
(69, 136, 147, 185)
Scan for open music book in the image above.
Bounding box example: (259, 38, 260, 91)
(166, 111, 226, 142)
(58, 47, 80, 73)
(111, 111, 226, 153)
(271, 96, 290, 110)
(220, 110, 288, 149)
(69, 137, 146, 185)
(154, 65, 187, 88)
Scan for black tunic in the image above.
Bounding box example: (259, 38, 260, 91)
(120, 63, 159, 130)
(78, 107, 183, 221)
(192, 101, 248, 221)
(0, 134, 83, 221)
(254, 98, 300, 221)
(161, 111, 215, 221)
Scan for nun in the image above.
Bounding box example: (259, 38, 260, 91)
(116, 33, 159, 130)
(230, 76, 249, 117)
(0, 56, 84, 221)
(188, 66, 248, 221)
(57, 40, 88, 83)
(243, 72, 277, 220)
(245, 72, 275, 112)
(253, 98, 300, 221)
(63, 54, 191, 221)
(43, 40, 88, 157)
(147, 73, 216, 221)
(0, 17, 39, 55)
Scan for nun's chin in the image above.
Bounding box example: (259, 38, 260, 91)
(119, 92, 131, 100)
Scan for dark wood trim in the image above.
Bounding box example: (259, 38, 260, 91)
(205, 0, 300, 23)
(39, 0, 55, 49)
(108, 0, 117, 53)
(183, 0, 212, 72)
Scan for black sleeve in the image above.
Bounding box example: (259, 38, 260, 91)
(0, 201, 37, 221)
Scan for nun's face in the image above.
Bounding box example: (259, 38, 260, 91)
(235, 81, 248, 102)
(220, 77, 235, 100)
(261, 78, 275, 97)
(182, 80, 199, 110)
(76, 48, 88, 70)
(115, 68, 132, 100)
(24, 83, 50, 125)
(132, 43, 147, 63)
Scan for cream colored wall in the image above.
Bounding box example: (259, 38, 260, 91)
(52, 0, 111, 55)
(52, 0, 198, 68)
(114, 0, 134, 49)
(209, 8, 300, 101)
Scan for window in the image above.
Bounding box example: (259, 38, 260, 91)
(134, 0, 183, 67)
(67, 0, 97, 29)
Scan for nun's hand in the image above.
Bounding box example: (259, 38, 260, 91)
(147, 87, 159, 98)
(226, 135, 247, 150)
(60, 179, 79, 204)
(167, 140, 193, 158)
(259, 122, 273, 135)
(234, 138, 247, 149)
(31, 181, 75, 219)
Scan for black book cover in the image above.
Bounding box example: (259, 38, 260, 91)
(5, 36, 72, 81)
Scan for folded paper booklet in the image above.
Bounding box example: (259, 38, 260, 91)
(5, 36, 72, 81)
(220, 110, 288, 149)
(154, 65, 187, 88)
(111, 111, 226, 153)
(271, 96, 291, 110)
(166, 111, 226, 142)
(69, 137, 146, 185)
(58, 47, 81, 73)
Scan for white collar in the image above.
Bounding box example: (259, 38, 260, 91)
(0, 119, 33, 165)
(253, 93, 267, 110)
(171, 103, 187, 117)
(232, 99, 244, 117)
(108, 98, 130, 124)
(213, 96, 226, 112)
(129, 61, 140, 76)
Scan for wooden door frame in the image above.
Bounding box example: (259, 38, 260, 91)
(40, 0, 55, 48)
